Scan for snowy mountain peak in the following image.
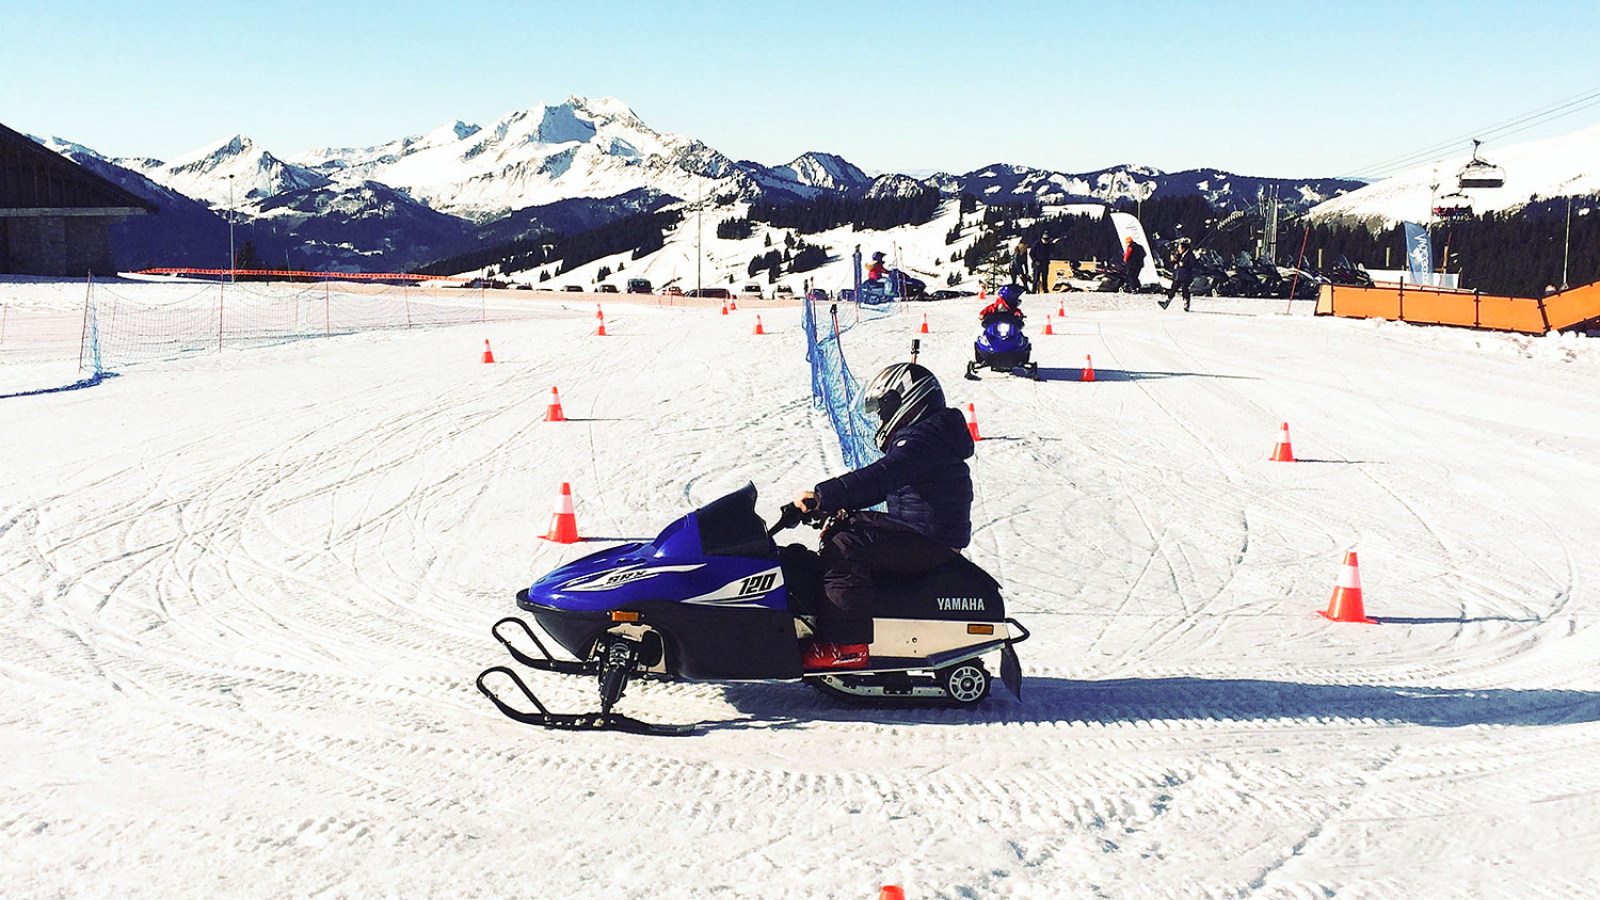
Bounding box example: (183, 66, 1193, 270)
(533, 103, 598, 145)
(433, 120, 480, 143)
(145, 133, 330, 209)
(168, 134, 255, 172)
(564, 95, 644, 128)
(864, 173, 930, 200)
(32, 135, 108, 162)
(774, 152, 872, 191)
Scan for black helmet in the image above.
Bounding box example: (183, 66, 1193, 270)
(871, 251, 886, 261)
(863, 363, 945, 451)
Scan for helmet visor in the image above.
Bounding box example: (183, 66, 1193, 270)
(864, 389, 900, 423)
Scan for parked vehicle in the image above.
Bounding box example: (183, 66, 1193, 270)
(1325, 255, 1374, 288)
(687, 287, 732, 299)
(562, 285, 584, 292)
(662, 286, 684, 296)
(599, 284, 619, 293)
(627, 278, 653, 294)
(772, 285, 795, 299)
(741, 283, 764, 298)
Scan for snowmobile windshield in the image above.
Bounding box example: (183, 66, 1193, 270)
(691, 483, 774, 559)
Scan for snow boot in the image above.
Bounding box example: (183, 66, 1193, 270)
(801, 641, 869, 671)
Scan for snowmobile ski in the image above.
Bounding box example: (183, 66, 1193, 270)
(476, 666, 695, 736)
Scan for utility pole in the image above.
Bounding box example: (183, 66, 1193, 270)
(1428, 173, 1440, 287)
(228, 174, 236, 283)
(696, 178, 703, 298)
(1564, 194, 1573, 290)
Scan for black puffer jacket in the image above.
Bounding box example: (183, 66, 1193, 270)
(813, 407, 975, 548)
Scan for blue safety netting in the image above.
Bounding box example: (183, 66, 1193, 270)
(802, 297, 884, 470)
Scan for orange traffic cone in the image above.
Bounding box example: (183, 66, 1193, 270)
(753, 315, 765, 335)
(1044, 316, 1054, 335)
(965, 402, 981, 442)
(596, 312, 608, 336)
(919, 313, 930, 334)
(729, 297, 738, 311)
(541, 482, 581, 544)
(596, 304, 604, 320)
(1057, 299, 1065, 317)
(978, 285, 986, 300)
(878, 888, 906, 900)
(1080, 354, 1095, 382)
(1320, 551, 1375, 623)
(721, 300, 729, 316)
(481, 339, 495, 364)
(544, 386, 566, 422)
(1270, 422, 1295, 462)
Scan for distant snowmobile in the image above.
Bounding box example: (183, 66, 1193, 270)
(858, 269, 927, 302)
(476, 484, 1027, 735)
(965, 284, 1039, 380)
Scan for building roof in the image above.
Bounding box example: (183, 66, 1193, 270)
(0, 120, 157, 216)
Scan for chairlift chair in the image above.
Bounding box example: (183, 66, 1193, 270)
(1433, 192, 1473, 221)
(1457, 139, 1506, 190)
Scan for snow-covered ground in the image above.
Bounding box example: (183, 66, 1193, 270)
(4, 282, 1600, 899)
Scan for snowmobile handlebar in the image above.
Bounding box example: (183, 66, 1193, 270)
(768, 503, 829, 536)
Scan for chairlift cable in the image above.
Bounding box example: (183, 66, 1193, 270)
(1340, 85, 1600, 180)
(1342, 86, 1600, 178)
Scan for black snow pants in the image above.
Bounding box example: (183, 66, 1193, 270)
(814, 511, 960, 644)
(1167, 275, 1192, 304)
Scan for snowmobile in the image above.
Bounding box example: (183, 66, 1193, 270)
(857, 269, 928, 303)
(476, 484, 1028, 734)
(965, 309, 1039, 380)
(1090, 260, 1160, 294)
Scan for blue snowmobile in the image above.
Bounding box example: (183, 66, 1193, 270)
(477, 484, 1027, 734)
(965, 284, 1039, 380)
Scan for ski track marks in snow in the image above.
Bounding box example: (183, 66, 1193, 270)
(3, 290, 1600, 899)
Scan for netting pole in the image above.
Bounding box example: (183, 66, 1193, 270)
(217, 276, 225, 352)
(78, 274, 92, 371)
(0, 298, 8, 346)
(480, 279, 486, 324)
(324, 278, 331, 337)
(404, 283, 413, 329)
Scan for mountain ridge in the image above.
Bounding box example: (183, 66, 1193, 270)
(38, 94, 1591, 273)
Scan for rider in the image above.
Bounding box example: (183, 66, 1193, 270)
(866, 251, 888, 282)
(792, 363, 975, 669)
(979, 283, 1025, 320)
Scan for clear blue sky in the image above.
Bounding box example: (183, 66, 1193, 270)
(5, 0, 1598, 179)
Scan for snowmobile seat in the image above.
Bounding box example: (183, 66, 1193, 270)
(870, 555, 1005, 622)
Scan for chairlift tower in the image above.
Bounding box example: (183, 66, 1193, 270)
(1257, 185, 1280, 262)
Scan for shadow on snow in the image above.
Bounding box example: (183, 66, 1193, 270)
(702, 675, 1600, 732)
(1033, 367, 1259, 383)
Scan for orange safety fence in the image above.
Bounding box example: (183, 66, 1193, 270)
(134, 268, 469, 282)
(1316, 279, 1600, 334)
